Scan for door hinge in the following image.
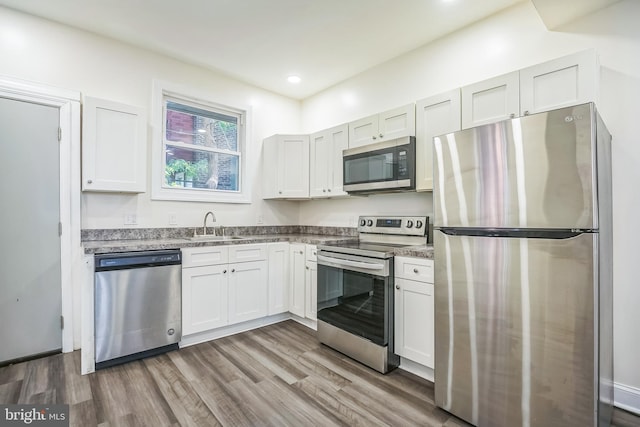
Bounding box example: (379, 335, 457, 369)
(58, 127, 62, 142)
(58, 222, 62, 236)
(60, 315, 64, 330)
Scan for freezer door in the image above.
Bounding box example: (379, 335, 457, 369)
(434, 231, 598, 427)
(433, 103, 597, 229)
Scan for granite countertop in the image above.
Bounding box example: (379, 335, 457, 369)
(82, 234, 359, 254)
(82, 226, 434, 259)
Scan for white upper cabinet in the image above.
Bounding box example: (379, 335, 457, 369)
(82, 96, 147, 192)
(415, 89, 461, 192)
(262, 134, 309, 199)
(462, 50, 598, 129)
(348, 104, 415, 148)
(461, 72, 520, 129)
(309, 123, 348, 198)
(519, 49, 597, 116)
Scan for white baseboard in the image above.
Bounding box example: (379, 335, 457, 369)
(399, 357, 434, 382)
(615, 382, 640, 415)
(179, 313, 290, 347)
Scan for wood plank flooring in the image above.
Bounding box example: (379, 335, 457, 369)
(0, 320, 638, 427)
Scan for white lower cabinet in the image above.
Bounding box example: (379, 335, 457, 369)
(289, 243, 317, 320)
(182, 244, 267, 336)
(182, 264, 228, 335)
(394, 257, 434, 368)
(305, 260, 317, 321)
(228, 260, 268, 324)
(289, 243, 306, 317)
(267, 242, 289, 315)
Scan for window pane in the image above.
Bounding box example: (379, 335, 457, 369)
(165, 146, 239, 191)
(166, 101, 238, 151)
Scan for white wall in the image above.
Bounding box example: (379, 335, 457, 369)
(301, 0, 640, 410)
(0, 6, 301, 229)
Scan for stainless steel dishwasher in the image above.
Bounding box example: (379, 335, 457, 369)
(94, 249, 182, 369)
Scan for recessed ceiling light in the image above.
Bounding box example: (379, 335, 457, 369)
(287, 75, 301, 84)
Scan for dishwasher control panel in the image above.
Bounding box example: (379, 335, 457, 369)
(95, 250, 182, 270)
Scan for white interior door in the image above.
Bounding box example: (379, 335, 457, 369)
(0, 96, 62, 363)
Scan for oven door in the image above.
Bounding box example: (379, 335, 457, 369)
(317, 251, 392, 346)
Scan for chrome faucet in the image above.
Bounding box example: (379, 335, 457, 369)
(203, 211, 216, 235)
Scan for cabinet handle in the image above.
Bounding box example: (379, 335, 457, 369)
(379, 133, 383, 138)
(306, 266, 309, 270)
(327, 189, 331, 192)
(372, 136, 377, 140)
(396, 285, 400, 290)
(223, 270, 227, 274)
(279, 191, 283, 194)
(524, 110, 530, 116)
(323, 189, 326, 192)
(509, 113, 516, 119)
(231, 268, 235, 273)
(87, 180, 93, 184)
(413, 268, 419, 273)
(300, 251, 304, 254)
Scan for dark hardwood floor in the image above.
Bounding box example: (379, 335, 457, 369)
(0, 320, 638, 426)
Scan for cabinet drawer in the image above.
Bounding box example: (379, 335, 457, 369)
(182, 246, 229, 268)
(395, 257, 434, 282)
(229, 244, 267, 263)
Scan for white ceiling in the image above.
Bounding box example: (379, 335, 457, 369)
(0, 0, 528, 99)
(0, 0, 620, 99)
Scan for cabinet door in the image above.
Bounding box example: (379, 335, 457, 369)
(277, 135, 310, 198)
(289, 244, 306, 317)
(182, 265, 228, 335)
(82, 96, 147, 192)
(348, 114, 378, 148)
(309, 130, 329, 198)
(378, 103, 415, 142)
(415, 90, 461, 191)
(520, 49, 597, 115)
(328, 124, 349, 197)
(268, 242, 289, 315)
(305, 261, 317, 321)
(228, 260, 268, 324)
(394, 277, 434, 368)
(262, 135, 279, 199)
(461, 72, 519, 129)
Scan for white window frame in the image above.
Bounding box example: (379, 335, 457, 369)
(151, 80, 251, 203)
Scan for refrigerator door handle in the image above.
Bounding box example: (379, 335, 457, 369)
(436, 227, 591, 239)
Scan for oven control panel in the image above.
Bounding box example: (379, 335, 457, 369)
(357, 216, 428, 236)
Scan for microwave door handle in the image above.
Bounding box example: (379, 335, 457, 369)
(317, 255, 384, 271)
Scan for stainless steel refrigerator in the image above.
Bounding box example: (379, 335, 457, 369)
(432, 103, 613, 427)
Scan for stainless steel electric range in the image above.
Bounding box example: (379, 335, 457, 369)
(316, 215, 428, 373)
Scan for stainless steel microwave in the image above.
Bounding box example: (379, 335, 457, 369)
(343, 136, 415, 194)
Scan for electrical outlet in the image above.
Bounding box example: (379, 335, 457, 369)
(256, 214, 264, 225)
(124, 213, 137, 225)
(168, 212, 178, 225)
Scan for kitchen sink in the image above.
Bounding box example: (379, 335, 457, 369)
(188, 235, 247, 241)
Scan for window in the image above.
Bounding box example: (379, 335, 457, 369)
(152, 81, 250, 203)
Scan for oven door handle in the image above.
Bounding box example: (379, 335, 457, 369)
(317, 254, 385, 271)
